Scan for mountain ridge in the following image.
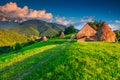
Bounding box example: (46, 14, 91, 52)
(10, 19, 66, 37)
(0, 19, 66, 46)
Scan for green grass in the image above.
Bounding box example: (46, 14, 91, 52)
(0, 39, 68, 79)
(23, 42, 120, 80)
(0, 39, 120, 80)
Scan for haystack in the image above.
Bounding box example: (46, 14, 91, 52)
(42, 36, 48, 41)
(96, 22, 116, 42)
(76, 23, 96, 42)
(60, 32, 65, 39)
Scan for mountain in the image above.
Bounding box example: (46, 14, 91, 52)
(10, 19, 66, 37)
(0, 28, 28, 46)
(0, 19, 66, 46)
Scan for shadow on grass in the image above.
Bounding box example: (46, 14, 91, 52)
(0, 39, 68, 55)
(20, 39, 68, 52)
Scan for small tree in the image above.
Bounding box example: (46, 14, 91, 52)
(114, 30, 120, 41)
(88, 21, 103, 31)
(65, 24, 76, 34)
(13, 42, 22, 51)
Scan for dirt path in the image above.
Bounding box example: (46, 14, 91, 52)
(0, 46, 55, 75)
(17, 42, 70, 80)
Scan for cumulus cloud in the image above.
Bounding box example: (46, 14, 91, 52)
(26, 10, 52, 20)
(0, 2, 53, 21)
(0, 2, 28, 18)
(55, 17, 71, 25)
(55, 16, 95, 29)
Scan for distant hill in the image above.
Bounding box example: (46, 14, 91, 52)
(10, 19, 66, 37)
(0, 19, 66, 46)
(0, 28, 28, 46)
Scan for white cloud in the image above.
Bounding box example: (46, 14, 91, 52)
(73, 16, 95, 30)
(26, 10, 52, 20)
(109, 24, 119, 30)
(0, 2, 28, 18)
(55, 17, 71, 25)
(0, 2, 53, 21)
(80, 16, 94, 23)
(115, 20, 120, 24)
(108, 20, 120, 30)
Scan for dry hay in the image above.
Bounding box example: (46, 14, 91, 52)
(60, 32, 65, 39)
(42, 36, 48, 41)
(96, 22, 116, 42)
(76, 23, 96, 41)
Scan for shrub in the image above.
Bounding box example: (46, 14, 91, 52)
(13, 42, 22, 51)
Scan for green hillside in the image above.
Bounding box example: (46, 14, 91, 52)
(0, 38, 120, 80)
(10, 26, 40, 37)
(0, 28, 28, 46)
(0, 20, 66, 46)
(9, 20, 65, 37)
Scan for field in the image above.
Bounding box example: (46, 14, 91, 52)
(0, 38, 120, 80)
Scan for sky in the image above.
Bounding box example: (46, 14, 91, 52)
(0, 0, 120, 30)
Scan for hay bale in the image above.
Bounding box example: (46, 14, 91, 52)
(96, 22, 116, 42)
(60, 32, 65, 39)
(77, 38, 86, 42)
(76, 23, 96, 41)
(42, 36, 48, 41)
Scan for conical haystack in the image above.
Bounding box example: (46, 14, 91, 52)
(42, 36, 48, 41)
(96, 22, 116, 42)
(60, 32, 65, 39)
(76, 23, 96, 41)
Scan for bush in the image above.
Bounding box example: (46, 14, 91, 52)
(114, 30, 120, 42)
(88, 21, 103, 31)
(13, 42, 22, 51)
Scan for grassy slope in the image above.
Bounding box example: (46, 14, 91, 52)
(10, 26, 40, 37)
(0, 28, 28, 46)
(9, 19, 65, 37)
(0, 39, 68, 79)
(0, 37, 120, 80)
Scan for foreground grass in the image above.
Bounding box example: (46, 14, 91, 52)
(23, 42, 120, 80)
(0, 39, 120, 80)
(0, 39, 68, 79)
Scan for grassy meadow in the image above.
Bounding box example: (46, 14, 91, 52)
(0, 37, 120, 80)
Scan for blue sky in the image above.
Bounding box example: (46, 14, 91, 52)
(0, 0, 120, 30)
